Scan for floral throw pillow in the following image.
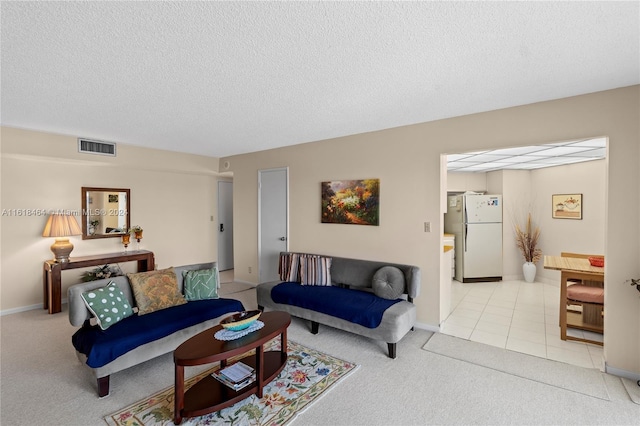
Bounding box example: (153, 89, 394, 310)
(81, 282, 133, 330)
(127, 267, 186, 315)
(182, 266, 219, 301)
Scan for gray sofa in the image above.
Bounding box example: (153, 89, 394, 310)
(257, 253, 420, 358)
(68, 262, 244, 397)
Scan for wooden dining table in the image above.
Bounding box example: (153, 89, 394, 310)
(543, 255, 604, 343)
(543, 255, 605, 276)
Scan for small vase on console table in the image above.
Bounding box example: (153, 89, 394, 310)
(134, 230, 143, 251)
(122, 234, 131, 253)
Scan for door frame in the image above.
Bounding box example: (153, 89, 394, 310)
(258, 167, 289, 283)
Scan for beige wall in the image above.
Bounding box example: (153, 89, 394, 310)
(495, 169, 534, 279)
(533, 160, 606, 280)
(490, 160, 605, 282)
(0, 127, 223, 311)
(447, 172, 487, 193)
(223, 86, 639, 377)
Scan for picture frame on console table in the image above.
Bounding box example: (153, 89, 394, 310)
(552, 193, 582, 220)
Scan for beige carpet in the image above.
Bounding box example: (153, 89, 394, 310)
(219, 269, 235, 284)
(218, 270, 255, 298)
(219, 282, 255, 295)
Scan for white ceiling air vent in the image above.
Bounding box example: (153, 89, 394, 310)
(78, 138, 116, 156)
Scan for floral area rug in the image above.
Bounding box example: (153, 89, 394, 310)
(105, 340, 358, 426)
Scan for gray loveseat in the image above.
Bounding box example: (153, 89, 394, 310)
(257, 252, 420, 358)
(68, 261, 244, 397)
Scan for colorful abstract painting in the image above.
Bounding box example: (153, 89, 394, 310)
(321, 179, 379, 226)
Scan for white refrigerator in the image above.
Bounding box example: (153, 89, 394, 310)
(444, 194, 503, 282)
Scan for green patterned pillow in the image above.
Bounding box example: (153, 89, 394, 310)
(182, 266, 219, 301)
(81, 282, 133, 330)
(128, 267, 187, 315)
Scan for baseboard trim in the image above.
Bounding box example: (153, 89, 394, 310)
(605, 363, 640, 381)
(1, 299, 68, 316)
(1, 303, 45, 316)
(414, 321, 439, 333)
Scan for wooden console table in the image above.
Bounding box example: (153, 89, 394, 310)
(43, 250, 155, 314)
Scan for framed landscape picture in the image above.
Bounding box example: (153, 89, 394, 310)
(552, 193, 582, 219)
(321, 179, 379, 226)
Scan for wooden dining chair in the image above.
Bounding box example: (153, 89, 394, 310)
(559, 252, 604, 345)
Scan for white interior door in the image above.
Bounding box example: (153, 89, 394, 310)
(259, 168, 288, 283)
(217, 181, 234, 271)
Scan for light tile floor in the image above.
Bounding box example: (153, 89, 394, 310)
(441, 279, 604, 370)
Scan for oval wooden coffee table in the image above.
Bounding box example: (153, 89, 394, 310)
(173, 311, 291, 424)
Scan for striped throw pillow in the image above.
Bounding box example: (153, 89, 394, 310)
(300, 255, 332, 286)
(279, 253, 301, 282)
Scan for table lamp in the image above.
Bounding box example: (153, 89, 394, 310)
(42, 213, 82, 263)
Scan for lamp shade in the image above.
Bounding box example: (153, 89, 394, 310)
(42, 213, 82, 237)
(43, 214, 82, 263)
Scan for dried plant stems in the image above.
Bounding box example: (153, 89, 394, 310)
(515, 213, 542, 263)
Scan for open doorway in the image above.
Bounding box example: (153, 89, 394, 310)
(440, 137, 607, 370)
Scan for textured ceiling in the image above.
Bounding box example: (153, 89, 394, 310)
(1, 2, 638, 158)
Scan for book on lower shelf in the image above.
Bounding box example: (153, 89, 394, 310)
(212, 362, 256, 391)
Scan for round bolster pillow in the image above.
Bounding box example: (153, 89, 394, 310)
(372, 266, 405, 300)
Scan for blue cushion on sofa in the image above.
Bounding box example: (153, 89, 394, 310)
(72, 298, 244, 368)
(270, 282, 401, 328)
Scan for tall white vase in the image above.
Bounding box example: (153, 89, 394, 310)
(523, 262, 536, 283)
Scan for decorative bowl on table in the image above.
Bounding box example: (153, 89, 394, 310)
(588, 257, 604, 267)
(220, 310, 261, 331)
